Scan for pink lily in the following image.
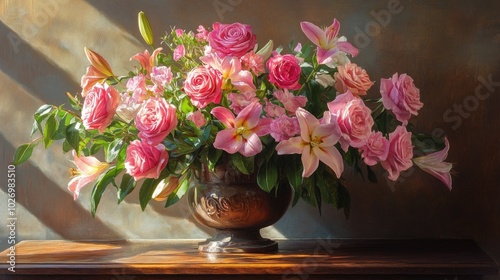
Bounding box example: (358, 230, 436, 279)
(212, 102, 270, 157)
(413, 138, 453, 190)
(276, 108, 344, 178)
(201, 53, 256, 93)
(130, 47, 163, 74)
(68, 151, 110, 200)
(300, 20, 358, 64)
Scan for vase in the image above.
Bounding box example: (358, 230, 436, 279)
(187, 163, 293, 253)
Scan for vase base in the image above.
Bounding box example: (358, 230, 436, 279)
(198, 229, 278, 253)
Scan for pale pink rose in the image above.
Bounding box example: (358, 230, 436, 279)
(359, 131, 390, 166)
(196, 25, 209, 42)
(81, 83, 120, 133)
(327, 91, 374, 150)
(175, 29, 184, 37)
(173, 44, 185, 61)
(264, 98, 286, 118)
(150, 66, 173, 89)
(184, 66, 223, 108)
(135, 98, 178, 145)
(380, 73, 423, 125)
(208, 22, 256, 58)
(269, 115, 300, 142)
(125, 140, 169, 181)
(273, 89, 307, 113)
(241, 51, 265, 75)
(116, 93, 141, 123)
(267, 52, 301, 90)
(126, 75, 148, 102)
(227, 91, 259, 114)
(334, 62, 374, 96)
(186, 111, 207, 128)
(381, 126, 414, 181)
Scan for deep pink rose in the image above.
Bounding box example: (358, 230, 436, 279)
(81, 83, 120, 133)
(208, 22, 256, 58)
(184, 66, 223, 108)
(381, 125, 414, 181)
(359, 131, 389, 166)
(267, 53, 301, 90)
(135, 98, 178, 145)
(327, 91, 374, 151)
(380, 73, 423, 125)
(334, 62, 374, 96)
(125, 140, 169, 181)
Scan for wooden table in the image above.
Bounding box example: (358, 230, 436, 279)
(0, 239, 498, 279)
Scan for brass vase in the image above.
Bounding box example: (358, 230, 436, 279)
(187, 163, 293, 253)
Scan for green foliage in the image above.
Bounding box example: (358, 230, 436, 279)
(91, 166, 123, 217)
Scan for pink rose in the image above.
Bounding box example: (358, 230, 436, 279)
(125, 140, 169, 181)
(81, 83, 120, 133)
(359, 131, 389, 166)
(184, 66, 223, 108)
(273, 89, 307, 113)
(150, 66, 173, 89)
(135, 98, 178, 145)
(327, 91, 374, 151)
(208, 22, 256, 58)
(381, 125, 414, 181)
(186, 111, 207, 128)
(196, 25, 209, 42)
(334, 62, 374, 96)
(267, 53, 301, 90)
(380, 73, 423, 125)
(126, 75, 147, 102)
(269, 115, 300, 142)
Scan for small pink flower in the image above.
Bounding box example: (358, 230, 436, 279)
(273, 89, 307, 113)
(150, 66, 173, 92)
(267, 52, 301, 90)
(173, 44, 185, 61)
(135, 98, 178, 145)
(380, 73, 423, 125)
(241, 51, 265, 75)
(175, 29, 184, 37)
(269, 115, 300, 142)
(334, 62, 374, 96)
(196, 25, 209, 42)
(413, 138, 453, 190)
(184, 66, 223, 109)
(208, 22, 256, 58)
(212, 102, 270, 157)
(126, 75, 148, 102)
(327, 91, 374, 151)
(227, 91, 259, 114)
(186, 110, 207, 128)
(294, 42, 302, 53)
(125, 140, 169, 181)
(68, 150, 110, 200)
(359, 131, 390, 166)
(300, 20, 358, 64)
(81, 83, 120, 133)
(130, 47, 163, 74)
(381, 126, 414, 181)
(276, 108, 344, 178)
(264, 99, 286, 118)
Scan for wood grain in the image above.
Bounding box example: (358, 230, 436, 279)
(0, 239, 497, 279)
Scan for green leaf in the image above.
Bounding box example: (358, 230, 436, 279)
(66, 122, 81, 153)
(139, 178, 158, 211)
(43, 112, 57, 148)
(52, 113, 68, 140)
(367, 165, 378, 183)
(105, 138, 122, 162)
(90, 166, 123, 217)
(33, 104, 54, 134)
(13, 141, 39, 165)
(257, 155, 278, 193)
(206, 147, 222, 172)
(229, 153, 254, 175)
(117, 173, 136, 204)
(164, 174, 189, 207)
(115, 143, 128, 170)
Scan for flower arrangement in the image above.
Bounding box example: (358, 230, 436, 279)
(14, 12, 453, 217)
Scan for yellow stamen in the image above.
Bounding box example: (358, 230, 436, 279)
(235, 126, 246, 135)
(69, 168, 80, 177)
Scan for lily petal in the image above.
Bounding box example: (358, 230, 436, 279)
(312, 123, 341, 147)
(296, 108, 319, 143)
(300, 21, 325, 47)
(235, 101, 261, 129)
(239, 133, 262, 157)
(337, 41, 359, 57)
(314, 145, 344, 178)
(68, 175, 96, 200)
(301, 145, 319, 178)
(413, 138, 453, 190)
(213, 128, 242, 154)
(276, 136, 307, 155)
(211, 107, 235, 128)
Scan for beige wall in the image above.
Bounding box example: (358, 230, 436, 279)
(1, 0, 499, 274)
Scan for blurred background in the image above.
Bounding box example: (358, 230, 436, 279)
(0, 0, 499, 275)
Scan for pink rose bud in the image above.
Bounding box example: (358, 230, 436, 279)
(184, 66, 223, 109)
(81, 83, 120, 133)
(125, 140, 169, 181)
(135, 98, 178, 145)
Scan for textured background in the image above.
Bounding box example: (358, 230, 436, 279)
(0, 0, 499, 276)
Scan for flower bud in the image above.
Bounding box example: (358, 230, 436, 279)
(138, 11, 154, 46)
(256, 39, 273, 61)
(84, 47, 114, 77)
(152, 176, 180, 201)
